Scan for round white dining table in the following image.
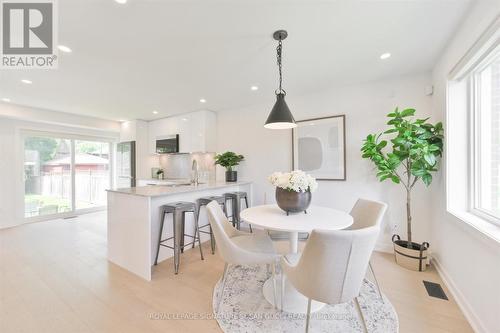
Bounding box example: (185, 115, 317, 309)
(240, 204, 353, 313)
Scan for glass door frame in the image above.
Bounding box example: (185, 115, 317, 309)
(21, 130, 116, 222)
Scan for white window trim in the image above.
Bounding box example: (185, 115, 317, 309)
(446, 15, 500, 244)
(469, 56, 500, 226)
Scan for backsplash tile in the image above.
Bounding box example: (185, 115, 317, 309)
(159, 153, 215, 182)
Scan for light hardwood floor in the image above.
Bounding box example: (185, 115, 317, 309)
(0, 212, 473, 333)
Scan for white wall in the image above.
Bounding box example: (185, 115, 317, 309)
(0, 103, 120, 228)
(430, 2, 500, 332)
(217, 72, 434, 250)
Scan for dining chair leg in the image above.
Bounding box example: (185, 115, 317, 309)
(305, 298, 312, 333)
(368, 261, 383, 301)
(354, 297, 368, 333)
(216, 263, 229, 313)
(271, 263, 278, 309)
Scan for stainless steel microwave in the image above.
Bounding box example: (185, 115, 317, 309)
(156, 135, 179, 154)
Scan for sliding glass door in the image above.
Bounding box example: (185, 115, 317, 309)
(23, 133, 113, 219)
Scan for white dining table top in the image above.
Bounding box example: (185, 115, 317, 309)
(240, 204, 353, 233)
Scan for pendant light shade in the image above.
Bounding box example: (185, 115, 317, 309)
(264, 93, 296, 129)
(264, 30, 296, 129)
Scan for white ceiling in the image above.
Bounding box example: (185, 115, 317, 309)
(0, 0, 472, 121)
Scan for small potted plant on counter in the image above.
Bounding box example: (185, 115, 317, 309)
(215, 151, 244, 182)
(156, 168, 164, 180)
(268, 170, 318, 215)
(361, 107, 443, 271)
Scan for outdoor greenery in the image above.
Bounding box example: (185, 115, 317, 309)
(361, 108, 444, 246)
(214, 151, 245, 171)
(25, 194, 71, 214)
(76, 141, 109, 155)
(25, 138, 108, 164)
(25, 137, 58, 162)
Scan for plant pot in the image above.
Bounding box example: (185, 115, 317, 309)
(225, 170, 237, 182)
(275, 187, 312, 215)
(392, 234, 429, 271)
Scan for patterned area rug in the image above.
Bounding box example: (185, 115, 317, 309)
(213, 265, 399, 332)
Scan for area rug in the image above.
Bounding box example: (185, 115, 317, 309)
(212, 264, 399, 332)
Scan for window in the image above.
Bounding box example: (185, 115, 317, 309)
(23, 132, 112, 219)
(74, 140, 110, 209)
(471, 51, 500, 223)
(24, 136, 72, 217)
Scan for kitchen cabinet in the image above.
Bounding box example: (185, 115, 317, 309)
(147, 110, 216, 154)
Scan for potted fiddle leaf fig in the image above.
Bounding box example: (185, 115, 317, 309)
(215, 151, 244, 182)
(361, 108, 444, 271)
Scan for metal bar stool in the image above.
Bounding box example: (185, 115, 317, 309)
(224, 191, 252, 232)
(154, 201, 203, 274)
(194, 195, 227, 254)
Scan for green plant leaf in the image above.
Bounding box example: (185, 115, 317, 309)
(391, 175, 400, 183)
(400, 109, 416, 117)
(384, 128, 399, 134)
(422, 173, 432, 186)
(424, 153, 436, 166)
(377, 141, 387, 149)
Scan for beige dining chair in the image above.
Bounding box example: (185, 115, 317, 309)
(206, 201, 280, 313)
(281, 226, 380, 333)
(348, 198, 388, 300)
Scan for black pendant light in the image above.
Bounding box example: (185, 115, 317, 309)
(264, 30, 297, 129)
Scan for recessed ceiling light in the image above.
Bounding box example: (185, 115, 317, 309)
(251, 86, 259, 91)
(119, 119, 126, 122)
(115, 0, 127, 4)
(1, 98, 10, 102)
(182, 118, 188, 121)
(152, 110, 158, 114)
(199, 98, 206, 103)
(21, 79, 32, 84)
(57, 45, 72, 53)
(380, 53, 391, 60)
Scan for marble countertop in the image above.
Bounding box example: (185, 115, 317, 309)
(106, 181, 252, 198)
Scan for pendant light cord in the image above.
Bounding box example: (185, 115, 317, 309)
(276, 38, 284, 95)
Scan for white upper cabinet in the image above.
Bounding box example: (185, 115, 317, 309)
(147, 110, 216, 154)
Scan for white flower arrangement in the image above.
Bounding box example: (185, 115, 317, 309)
(268, 170, 318, 193)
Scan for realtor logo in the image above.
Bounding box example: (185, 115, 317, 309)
(1, 0, 57, 69)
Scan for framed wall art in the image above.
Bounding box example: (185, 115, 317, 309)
(292, 115, 346, 180)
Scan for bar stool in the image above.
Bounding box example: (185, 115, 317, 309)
(194, 195, 227, 254)
(224, 191, 252, 232)
(154, 201, 203, 274)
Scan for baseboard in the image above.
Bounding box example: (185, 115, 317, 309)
(432, 257, 488, 333)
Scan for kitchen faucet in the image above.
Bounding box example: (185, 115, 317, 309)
(191, 159, 199, 186)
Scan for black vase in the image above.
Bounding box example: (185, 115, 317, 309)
(275, 187, 312, 215)
(225, 170, 237, 182)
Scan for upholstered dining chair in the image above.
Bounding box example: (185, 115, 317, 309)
(349, 199, 388, 300)
(206, 201, 280, 313)
(281, 226, 380, 333)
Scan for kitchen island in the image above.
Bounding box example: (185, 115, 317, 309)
(106, 181, 252, 280)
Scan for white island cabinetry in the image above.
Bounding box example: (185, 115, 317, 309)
(106, 181, 251, 280)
